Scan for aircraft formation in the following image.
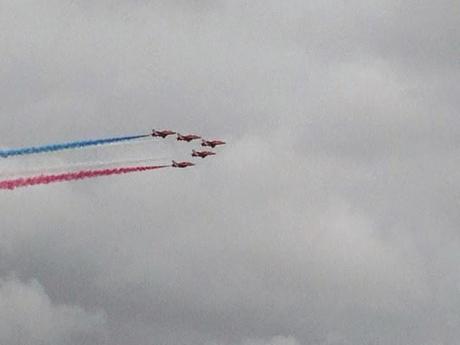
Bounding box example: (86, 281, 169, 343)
(151, 128, 225, 167)
(0, 128, 226, 190)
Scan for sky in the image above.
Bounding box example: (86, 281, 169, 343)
(0, 1, 459, 344)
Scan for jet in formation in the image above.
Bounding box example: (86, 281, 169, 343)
(191, 149, 216, 159)
(177, 133, 201, 142)
(152, 129, 176, 138)
(172, 160, 195, 168)
(201, 139, 226, 148)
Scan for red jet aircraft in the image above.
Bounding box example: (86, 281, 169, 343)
(201, 139, 226, 148)
(177, 133, 201, 142)
(191, 149, 216, 159)
(152, 129, 176, 138)
(172, 160, 195, 168)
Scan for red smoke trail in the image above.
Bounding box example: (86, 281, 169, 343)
(0, 165, 169, 190)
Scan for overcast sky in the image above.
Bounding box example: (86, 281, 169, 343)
(1, 1, 460, 344)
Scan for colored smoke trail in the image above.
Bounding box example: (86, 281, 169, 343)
(0, 165, 169, 190)
(0, 156, 171, 177)
(0, 134, 150, 158)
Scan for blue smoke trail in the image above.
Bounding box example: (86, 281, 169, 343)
(0, 134, 149, 158)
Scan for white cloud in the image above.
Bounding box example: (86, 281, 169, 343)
(240, 336, 301, 345)
(0, 277, 107, 345)
(206, 335, 301, 345)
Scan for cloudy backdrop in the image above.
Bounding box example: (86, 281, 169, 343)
(1, 1, 459, 344)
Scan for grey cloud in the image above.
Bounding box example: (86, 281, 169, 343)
(0, 277, 106, 345)
(1, 1, 459, 345)
(237, 335, 301, 345)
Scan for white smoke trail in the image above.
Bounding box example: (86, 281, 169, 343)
(0, 156, 171, 178)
